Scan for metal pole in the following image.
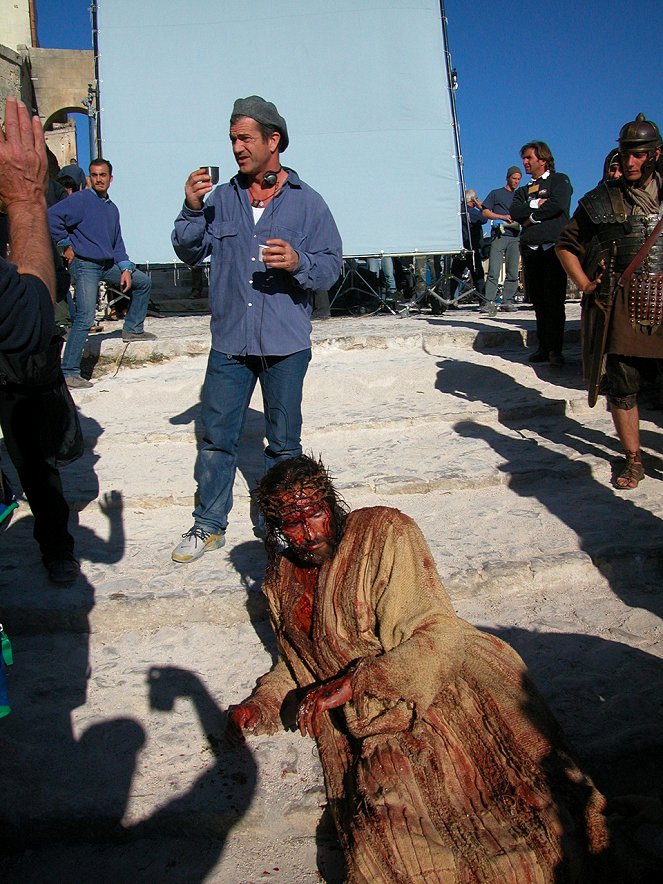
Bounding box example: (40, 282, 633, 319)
(90, 2, 102, 157)
(438, 1, 471, 252)
(87, 85, 95, 161)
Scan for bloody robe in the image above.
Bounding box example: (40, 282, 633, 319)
(247, 507, 612, 883)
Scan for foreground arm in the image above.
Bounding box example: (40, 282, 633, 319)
(556, 247, 600, 295)
(224, 655, 299, 744)
(556, 209, 601, 294)
(0, 257, 53, 352)
(0, 98, 55, 303)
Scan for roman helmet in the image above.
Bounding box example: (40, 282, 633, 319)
(618, 113, 662, 181)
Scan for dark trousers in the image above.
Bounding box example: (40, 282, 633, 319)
(521, 246, 567, 353)
(449, 249, 485, 297)
(0, 388, 74, 562)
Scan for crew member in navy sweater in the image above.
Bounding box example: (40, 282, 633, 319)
(49, 159, 153, 388)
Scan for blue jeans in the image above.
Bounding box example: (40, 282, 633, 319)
(367, 256, 397, 292)
(62, 258, 152, 376)
(193, 348, 311, 533)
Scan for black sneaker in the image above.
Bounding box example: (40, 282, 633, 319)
(45, 556, 80, 584)
(528, 350, 548, 363)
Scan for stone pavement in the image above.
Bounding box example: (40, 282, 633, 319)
(1, 302, 662, 882)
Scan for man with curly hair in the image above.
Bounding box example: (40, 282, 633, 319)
(225, 455, 632, 882)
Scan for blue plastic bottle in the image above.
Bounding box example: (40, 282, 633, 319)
(0, 624, 13, 718)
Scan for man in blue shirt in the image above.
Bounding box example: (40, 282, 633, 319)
(482, 166, 522, 315)
(49, 159, 154, 388)
(171, 95, 342, 563)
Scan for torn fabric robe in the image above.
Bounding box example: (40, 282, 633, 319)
(247, 507, 612, 882)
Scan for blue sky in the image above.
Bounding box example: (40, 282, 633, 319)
(36, 0, 662, 211)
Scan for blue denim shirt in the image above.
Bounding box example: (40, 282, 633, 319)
(172, 169, 342, 356)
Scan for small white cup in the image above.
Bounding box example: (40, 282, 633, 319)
(258, 244, 269, 262)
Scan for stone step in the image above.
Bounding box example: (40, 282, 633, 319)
(83, 305, 583, 366)
(41, 396, 661, 514)
(40, 329, 626, 519)
(3, 478, 663, 633)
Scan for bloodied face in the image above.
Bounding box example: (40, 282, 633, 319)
(276, 488, 336, 565)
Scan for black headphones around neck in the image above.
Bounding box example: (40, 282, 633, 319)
(262, 168, 281, 187)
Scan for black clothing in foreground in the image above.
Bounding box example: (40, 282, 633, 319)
(0, 257, 54, 355)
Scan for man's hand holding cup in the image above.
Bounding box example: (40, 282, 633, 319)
(184, 165, 219, 211)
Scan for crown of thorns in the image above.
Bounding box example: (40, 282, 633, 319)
(258, 477, 331, 523)
(254, 457, 334, 523)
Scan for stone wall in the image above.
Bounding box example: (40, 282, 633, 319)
(0, 42, 95, 163)
(0, 42, 33, 109)
(44, 121, 77, 170)
(0, 0, 32, 51)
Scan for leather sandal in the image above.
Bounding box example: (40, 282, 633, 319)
(614, 451, 645, 490)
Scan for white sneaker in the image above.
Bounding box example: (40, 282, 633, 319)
(172, 525, 225, 563)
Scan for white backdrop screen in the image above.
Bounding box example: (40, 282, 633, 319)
(97, 0, 462, 262)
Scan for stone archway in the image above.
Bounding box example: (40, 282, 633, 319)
(28, 47, 96, 171)
(28, 47, 94, 130)
(43, 104, 90, 130)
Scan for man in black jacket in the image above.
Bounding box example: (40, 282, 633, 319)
(510, 142, 572, 365)
(0, 97, 79, 582)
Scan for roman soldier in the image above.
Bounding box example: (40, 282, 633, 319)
(557, 114, 663, 489)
